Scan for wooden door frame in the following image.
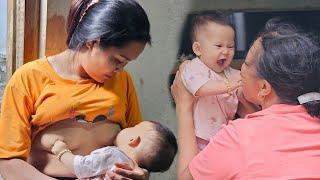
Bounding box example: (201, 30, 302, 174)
(6, 0, 40, 80)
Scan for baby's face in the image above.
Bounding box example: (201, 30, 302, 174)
(115, 121, 155, 146)
(195, 21, 235, 73)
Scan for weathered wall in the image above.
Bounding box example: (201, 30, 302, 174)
(0, 54, 6, 104)
(0, 0, 7, 104)
(191, 0, 320, 11)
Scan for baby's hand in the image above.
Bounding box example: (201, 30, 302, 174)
(236, 87, 246, 103)
(39, 134, 63, 152)
(51, 140, 68, 155)
(230, 74, 242, 90)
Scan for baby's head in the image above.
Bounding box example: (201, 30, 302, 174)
(191, 11, 235, 73)
(114, 121, 177, 172)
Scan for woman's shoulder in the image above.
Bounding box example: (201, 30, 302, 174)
(7, 57, 52, 89)
(114, 70, 133, 83)
(13, 58, 50, 77)
(102, 70, 135, 90)
(119, 70, 131, 77)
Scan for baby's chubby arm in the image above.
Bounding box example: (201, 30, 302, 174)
(51, 140, 76, 174)
(38, 133, 64, 152)
(195, 74, 241, 97)
(181, 60, 241, 97)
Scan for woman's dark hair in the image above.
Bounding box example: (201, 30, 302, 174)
(67, 0, 151, 50)
(255, 17, 320, 117)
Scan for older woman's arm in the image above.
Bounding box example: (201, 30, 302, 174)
(171, 61, 197, 180)
(175, 97, 197, 180)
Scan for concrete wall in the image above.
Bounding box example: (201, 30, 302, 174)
(0, 54, 6, 104)
(0, 0, 7, 104)
(191, 0, 320, 11)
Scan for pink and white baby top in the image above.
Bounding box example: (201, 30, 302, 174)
(181, 57, 239, 149)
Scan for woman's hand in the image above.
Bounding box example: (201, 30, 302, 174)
(171, 60, 197, 180)
(105, 163, 149, 180)
(170, 60, 195, 112)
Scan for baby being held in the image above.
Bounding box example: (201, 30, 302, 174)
(181, 11, 257, 150)
(49, 121, 177, 179)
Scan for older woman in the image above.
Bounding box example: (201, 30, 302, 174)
(171, 18, 320, 180)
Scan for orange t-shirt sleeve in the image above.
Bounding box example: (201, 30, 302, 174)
(0, 71, 34, 160)
(123, 72, 143, 128)
(189, 122, 244, 179)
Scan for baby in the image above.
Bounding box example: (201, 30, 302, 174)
(181, 11, 254, 150)
(47, 121, 177, 179)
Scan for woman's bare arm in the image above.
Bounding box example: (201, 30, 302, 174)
(0, 159, 56, 180)
(171, 61, 197, 180)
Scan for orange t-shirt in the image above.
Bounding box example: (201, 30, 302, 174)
(0, 58, 142, 160)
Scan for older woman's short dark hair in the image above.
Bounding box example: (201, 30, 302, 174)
(256, 17, 320, 117)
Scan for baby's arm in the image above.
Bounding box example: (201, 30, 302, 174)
(195, 77, 241, 97)
(51, 140, 76, 173)
(72, 147, 133, 179)
(39, 133, 64, 152)
(182, 60, 240, 97)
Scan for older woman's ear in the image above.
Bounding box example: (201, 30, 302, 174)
(258, 79, 279, 107)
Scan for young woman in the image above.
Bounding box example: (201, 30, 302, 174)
(0, 0, 151, 179)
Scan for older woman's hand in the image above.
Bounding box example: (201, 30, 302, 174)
(171, 61, 195, 112)
(105, 163, 149, 180)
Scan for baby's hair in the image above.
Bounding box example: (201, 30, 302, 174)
(190, 10, 233, 42)
(137, 121, 178, 172)
(176, 10, 234, 59)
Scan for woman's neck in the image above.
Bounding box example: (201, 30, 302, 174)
(48, 49, 90, 80)
(261, 93, 283, 110)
